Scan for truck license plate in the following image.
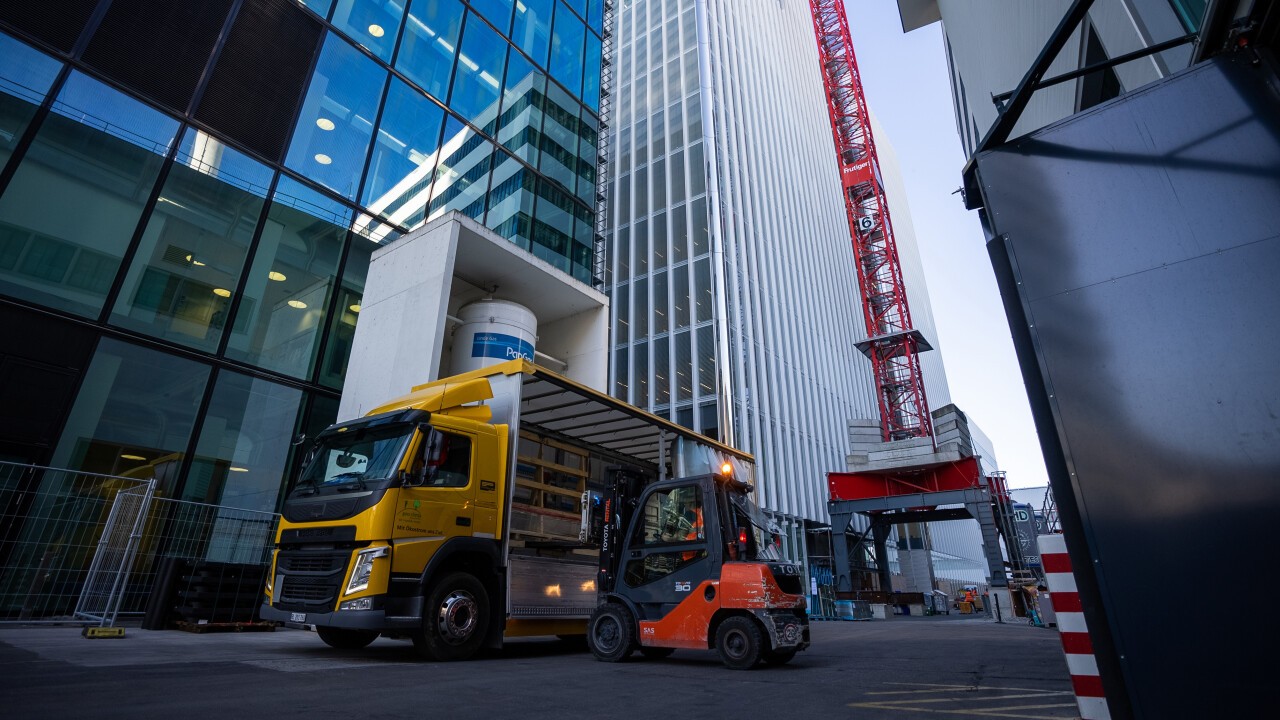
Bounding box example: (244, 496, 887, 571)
(290, 613, 305, 623)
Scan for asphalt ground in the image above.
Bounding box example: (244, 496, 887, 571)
(0, 615, 1076, 719)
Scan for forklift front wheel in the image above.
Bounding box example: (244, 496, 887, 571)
(587, 604, 636, 662)
(715, 616, 763, 670)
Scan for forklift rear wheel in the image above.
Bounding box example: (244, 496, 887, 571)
(715, 616, 762, 670)
(639, 646, 675, 660)
(316, 626, 379, 650)
(587, 604, 635, 662)
(414, 572, 489, 661)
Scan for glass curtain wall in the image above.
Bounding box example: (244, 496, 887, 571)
(0, 0, 606, 491)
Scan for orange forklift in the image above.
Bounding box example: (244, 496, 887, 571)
(584, 465, 810, 669)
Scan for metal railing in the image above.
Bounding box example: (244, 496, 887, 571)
(0, 461, 278, 626)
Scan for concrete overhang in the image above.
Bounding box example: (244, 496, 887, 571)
(896, 0, 941, 33)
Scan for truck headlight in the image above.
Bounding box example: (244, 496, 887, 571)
(345, 546, 388, 595)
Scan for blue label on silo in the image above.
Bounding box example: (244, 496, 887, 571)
(471, 332, 534, 362)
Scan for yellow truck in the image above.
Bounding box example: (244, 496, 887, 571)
(259, 359, 753, 660)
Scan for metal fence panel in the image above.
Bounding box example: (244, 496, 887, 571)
(0, 462, 279, 625)
(74, 480, 156, 627)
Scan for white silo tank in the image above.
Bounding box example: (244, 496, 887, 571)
(451, 299, 538, 374)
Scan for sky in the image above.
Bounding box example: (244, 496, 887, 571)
(841, 1, 1050, 489)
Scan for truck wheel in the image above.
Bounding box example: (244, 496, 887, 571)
(587, 604, 635, 662)
(414, 572, 489, 661)
(316, 626, 378, 650)
(715, 616, 762, 670)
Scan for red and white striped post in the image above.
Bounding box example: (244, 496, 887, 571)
(1038, 533, 1110, 720)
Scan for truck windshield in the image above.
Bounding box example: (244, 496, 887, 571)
(291, 423, 414, 497)
(729, 492, 783, 562)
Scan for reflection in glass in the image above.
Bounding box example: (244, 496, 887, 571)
(286, 33, 386, 200)
(225, 177, 351, 380)
(511, 0, 553, 68)
(332, 0, 407, 62)
(498, 51, 546, 167)
(429, 116, 495, 222)
(50, 337, 211, 476)
(534, 179, 573, 272)
(186, 370, 304, 512)
(0, 32, 62, 171)
(587, 0, 603, 33)
(319, 235, 373, 388)
(450, 14, 505, 129)
(549, 1, 586, 99)
(486, 150, 537, 251)
(539, 82, 581, 192)
(111, 130, 272, 352)
(398, 0, 464, 102)
(362, 78, 445, 230)
(0, 72, 179, 318)
(298, 0, 336, 18)
(577, 111, 598, 203)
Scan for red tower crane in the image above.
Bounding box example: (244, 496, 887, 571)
(807, 0, 933, 442)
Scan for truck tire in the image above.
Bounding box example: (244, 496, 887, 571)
(586, 604, 635, 662)
(414, 572, 489, 661)
(316, 626, 378, 650)
(715, 616, 762, 670)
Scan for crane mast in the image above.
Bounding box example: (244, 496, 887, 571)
(807, 0, 933, 441)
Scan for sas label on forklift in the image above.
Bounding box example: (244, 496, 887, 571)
(674, 581, 691, 592)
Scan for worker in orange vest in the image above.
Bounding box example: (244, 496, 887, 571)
(682, 506, 704, 562)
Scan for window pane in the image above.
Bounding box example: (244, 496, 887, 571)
(186, 371, 304, 512)
(696, 324, 714, 396)
(614, 280, 629, 345)
(225, 177, 351, 379)
(616, 220, 629, 277)
(299, 0, 334, 17)
(633, 339, 648, 407)
(691, 195, 708, 256)
(669, 148, 685, 202)
(563, 0, 586, 17)
(398, 0, 464, 102)
(539, 82, 580, 193)
(634, 275, 648, 337)
(652, 209, 667, 270)
(673, 263, 689, 327)
(499, 51, 545, 167)
(532, 178, 574, 272)
(286, 33, 386, 201)
(613, 345, 628, 401)
(671, 202, 688, 263)
(653, 268, 668, 333)
(688, 140, 705, 197)
(0, 72, 179, 318)
(652, 157, 666, 212)
(582, 30, 601, 111)
(332, 0, 406, 62)
(450, 14, 505, 129)
(674, 328, 691, 401)
(634, 217, 648, 276)
(512, 0, 553, 68)
(319, 236, 374, 388)
(654, 334, 670, 405)
(587, 0, 603, 33)
(50, 337, 210, 477)
(111, 129, 273, 352)
(486, 151, 537, 251)
(429, 116, 495, 223)
(362, 78, 445, 229)
(549, 1, 585, 99)
(469, 0, 513, 33)
(0, 32, 62, 171)
(576, 112, 597, 204)
(694, 256, 711, 322)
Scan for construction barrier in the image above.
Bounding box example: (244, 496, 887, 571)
(1038, 534, 1110, 720)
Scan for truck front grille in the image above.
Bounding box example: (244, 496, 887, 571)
(273, 548, 350, 612)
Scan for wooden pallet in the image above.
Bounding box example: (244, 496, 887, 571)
(174, 620, 277, 634)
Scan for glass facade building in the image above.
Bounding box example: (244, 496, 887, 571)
(0, 0, 606, 515)
(605, 0, 950, 535)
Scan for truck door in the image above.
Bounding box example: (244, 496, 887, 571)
(390, 426, 478, 573)
(619, 480, 718, 619)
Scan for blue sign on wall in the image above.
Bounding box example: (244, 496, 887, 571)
(471, 332, 534, 362)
